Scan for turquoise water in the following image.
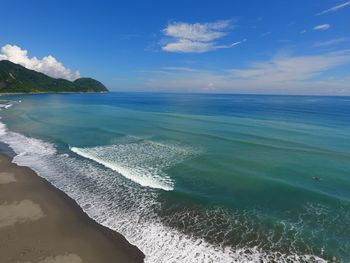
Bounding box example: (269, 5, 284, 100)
(0, 93, 349, 262)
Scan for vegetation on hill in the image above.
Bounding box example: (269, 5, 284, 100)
(0, 60, 108, 93)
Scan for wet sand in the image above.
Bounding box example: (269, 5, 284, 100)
(0, 154, 145, 263)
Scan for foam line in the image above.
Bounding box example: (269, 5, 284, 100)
(70, 146, 174, 191)
(0, 120, 328, 263)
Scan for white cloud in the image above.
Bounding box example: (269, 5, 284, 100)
(162, 39, 216, 53)
(163, 20, 231, 42)
(230, 39, 246, 47)
(313, 24, 331, 31)
(313, 38, 348, 47)
(230, 51, 350, 82)
(142, 51, 350, 94)
(316, 1, 350, 15)
(161, 20, 243, 53)
(0, 44, 80, 80)
(162, 38, 247, 53)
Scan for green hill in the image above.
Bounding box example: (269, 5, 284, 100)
(0, 60, 108, 93)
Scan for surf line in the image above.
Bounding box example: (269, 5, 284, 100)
(69, 146, 174, 191)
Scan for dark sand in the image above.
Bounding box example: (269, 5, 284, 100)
(0, 155, 145, 263)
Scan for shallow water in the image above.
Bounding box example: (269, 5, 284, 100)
(0, 92, 349, 262)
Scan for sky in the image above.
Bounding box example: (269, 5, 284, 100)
(0, 0, 349, 95)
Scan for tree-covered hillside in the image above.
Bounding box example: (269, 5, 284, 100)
(0, 60, 108, 93)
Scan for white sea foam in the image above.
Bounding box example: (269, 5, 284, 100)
(3, 104, 12, 109)
(0, 121, 327, 263)
(70, 140, 196, 191)
(0, 100, 17, 110)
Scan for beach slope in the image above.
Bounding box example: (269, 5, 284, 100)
(0, 154, 144, 263)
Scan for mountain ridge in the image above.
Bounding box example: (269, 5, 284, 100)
(0, 60, 108, 93)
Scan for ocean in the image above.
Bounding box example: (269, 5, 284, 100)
(0, 92, 349, 262)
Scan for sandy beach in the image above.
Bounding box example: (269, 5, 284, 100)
(0, 154, 145, 263)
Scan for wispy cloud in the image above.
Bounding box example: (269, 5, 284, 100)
(161, 20, 244, 53)
(0, 44, 80, 80)
(313, 24, 331, 31)
(217, 39, 247, 48)
(316, 1, 350, 16)
(163, 20, 231, 42)
(230, 51, 350, 82)
(142, 51, 350, 94)
(261, 31, 272, 37)
(162, 39, 215, 53)
(313, 38, 348, 47)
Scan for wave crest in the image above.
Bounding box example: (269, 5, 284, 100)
(70, 140, 198, 191)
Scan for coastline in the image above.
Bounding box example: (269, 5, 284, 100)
(0, 91, 109, 96)
(0, 153, 145, 263)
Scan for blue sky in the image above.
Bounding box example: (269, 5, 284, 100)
(0, 0, 349, 95)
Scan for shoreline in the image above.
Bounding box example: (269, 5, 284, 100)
(0, 91, 109, 96)
(0, 153, 145, 263)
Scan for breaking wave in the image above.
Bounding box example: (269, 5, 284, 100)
(0, 119, 328, 262)
(70, 139, 197, 191)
